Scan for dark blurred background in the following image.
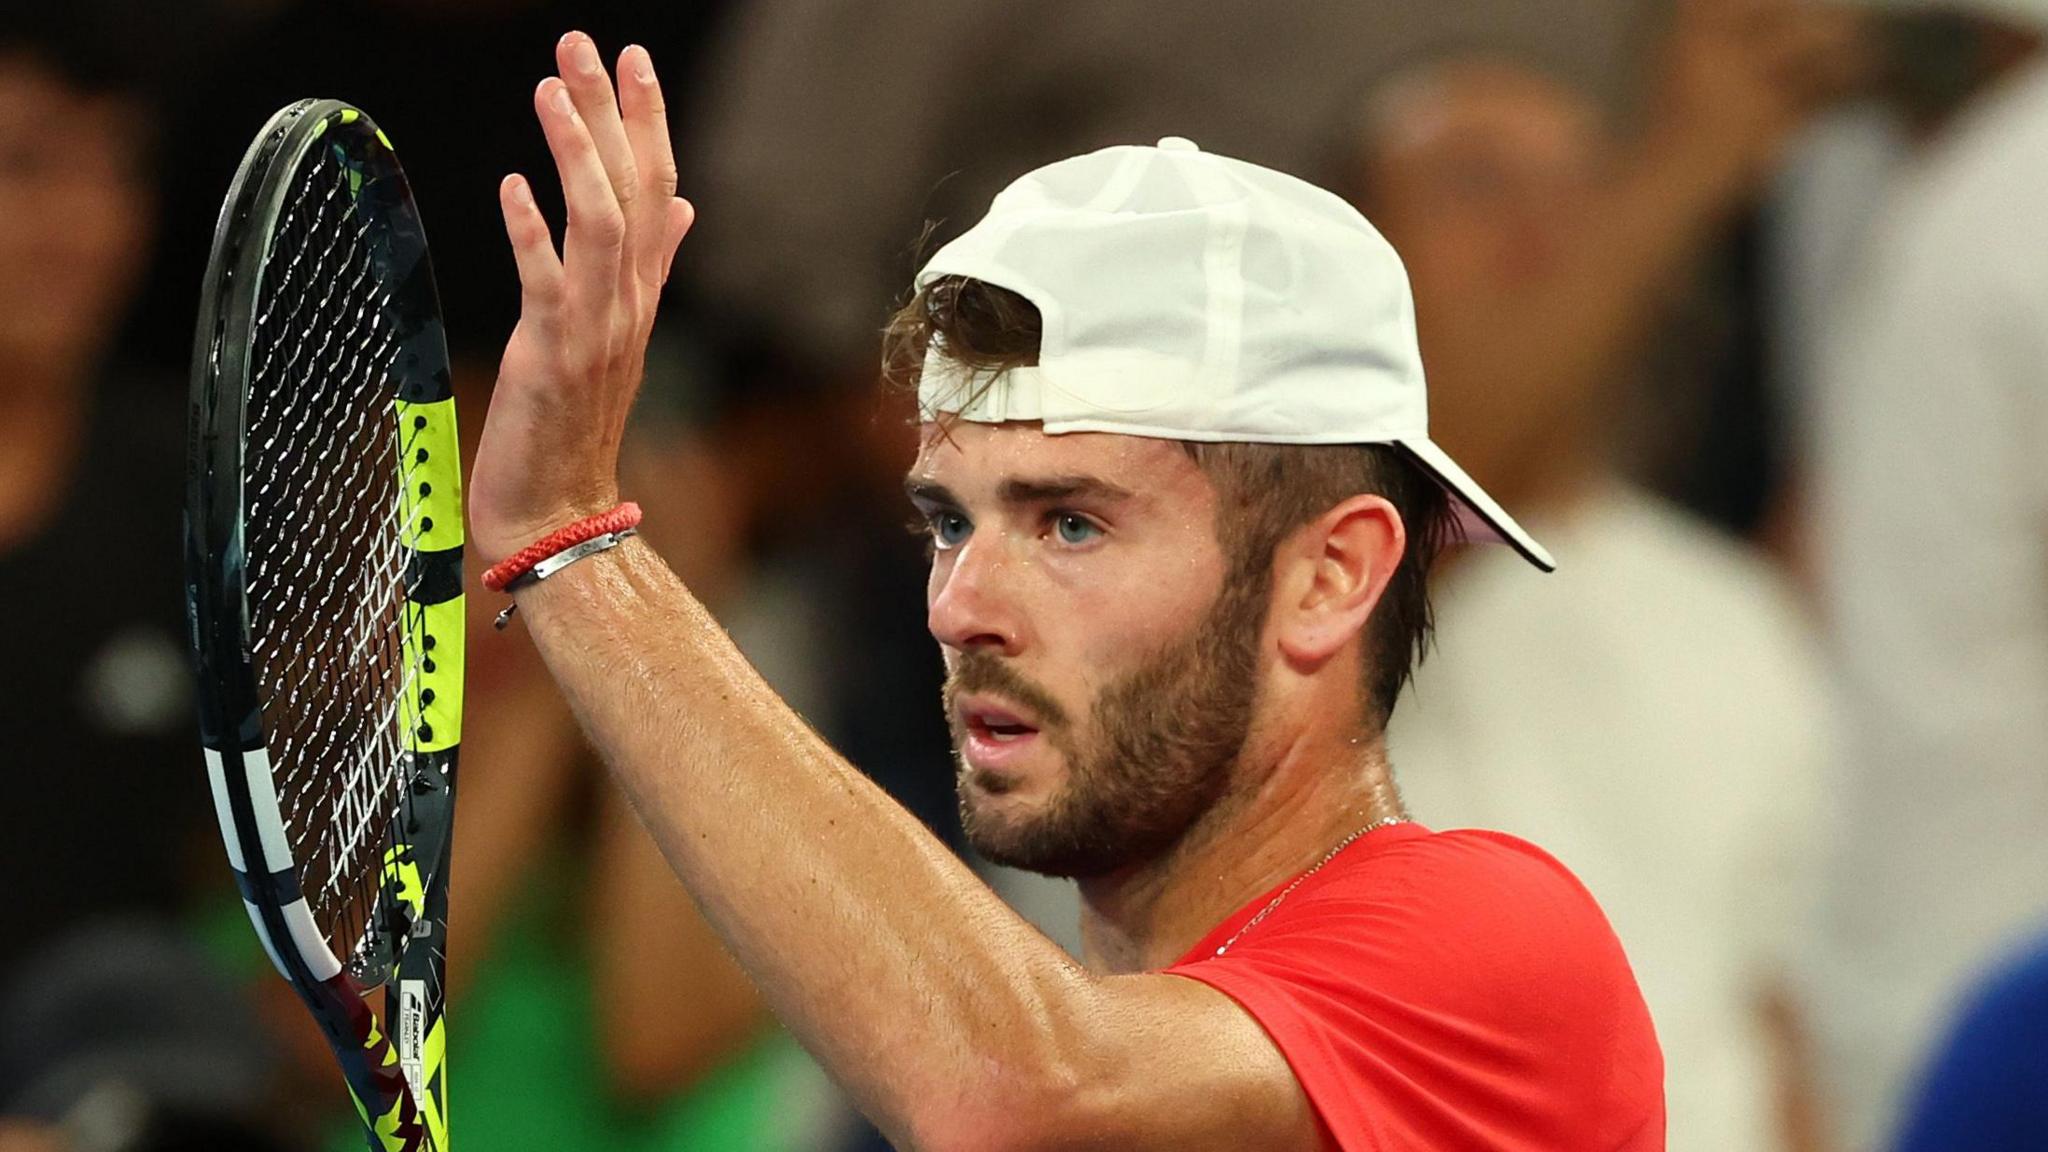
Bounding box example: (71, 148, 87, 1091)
(5, 1, 2047, 1150)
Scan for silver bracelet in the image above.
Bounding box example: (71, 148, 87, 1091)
(492, 528, 638, 630)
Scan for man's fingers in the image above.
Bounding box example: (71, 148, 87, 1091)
(535, 77, 626, 317)
(500, 173, 565, 310)
(619, 44, 680, 287)
(619, 45, 677, 198)
(556, 31, 640, 212)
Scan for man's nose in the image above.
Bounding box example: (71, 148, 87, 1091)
(927, 535, 1024, 657)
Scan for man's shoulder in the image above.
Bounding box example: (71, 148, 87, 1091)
(1234, 824, 1639, 986)
(1304, 828, 1645, 1017)
(1335, 826, 1617, 937)
(1320, 824, 1602, 910)
(1173, 825, 1665, 1150)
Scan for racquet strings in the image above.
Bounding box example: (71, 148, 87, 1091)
(242, 140, 429, 979)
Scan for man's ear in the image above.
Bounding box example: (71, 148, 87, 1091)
(1270, 495, 1406, 667)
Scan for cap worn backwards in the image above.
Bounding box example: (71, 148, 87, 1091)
(915, 136, 1556, 572)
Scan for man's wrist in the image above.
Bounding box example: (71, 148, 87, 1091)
(485, 502, 645, 628)
(474, 486, 624, 572)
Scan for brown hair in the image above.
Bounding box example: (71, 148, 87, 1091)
(884, 276, 1454, 731)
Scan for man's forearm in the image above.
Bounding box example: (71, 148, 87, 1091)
(515, 537, 1093, 1146)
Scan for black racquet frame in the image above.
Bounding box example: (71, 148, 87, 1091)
(186, 99, 461, 1152)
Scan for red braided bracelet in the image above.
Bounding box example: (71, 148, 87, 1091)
(482, 502, 643, 593)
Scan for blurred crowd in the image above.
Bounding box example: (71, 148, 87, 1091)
(3, 1, 2045, 1150)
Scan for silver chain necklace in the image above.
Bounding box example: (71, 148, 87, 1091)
(1213, 816, 1407, 957)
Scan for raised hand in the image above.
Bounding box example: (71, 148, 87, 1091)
(470, 31, 695, 566)
(1649, 0, 1872, 200)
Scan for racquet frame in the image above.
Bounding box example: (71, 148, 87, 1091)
(186, 98, 461, 1152)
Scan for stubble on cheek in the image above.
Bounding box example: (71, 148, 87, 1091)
(946, 571, 1266, 878)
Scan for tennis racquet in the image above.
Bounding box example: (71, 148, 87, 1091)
(185, 99, 460, 1152)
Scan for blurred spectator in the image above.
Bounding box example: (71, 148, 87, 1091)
(1889, 930, 2048, 1152)
(0, 5, 222, 983)
(0, 922, 289, 1151)
(1345, 6, 1859, 1149)
(1799, 3, 2048, 1147)
(684, 0, 1655, 384)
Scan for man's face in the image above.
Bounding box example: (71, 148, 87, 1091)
(908, 421, 1269, 878)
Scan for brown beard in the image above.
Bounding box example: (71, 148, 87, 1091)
(945, 572, 1267, 878)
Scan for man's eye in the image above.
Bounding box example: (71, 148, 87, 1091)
(1053, 513, 1102, 545)
(930, 511, 972, 550)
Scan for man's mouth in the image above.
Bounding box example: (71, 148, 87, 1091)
(962, 699, 1041, 742)
(956, 695, 1046, 766)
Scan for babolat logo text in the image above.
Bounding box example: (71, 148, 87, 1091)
(399, 980, 426, 1101)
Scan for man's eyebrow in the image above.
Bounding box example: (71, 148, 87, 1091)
(902, 476, 1137, 507)
(995, 475, 1135, 505)
(903, 479, 961, 507)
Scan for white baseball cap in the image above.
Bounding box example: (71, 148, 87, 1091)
(916, 136, 1556, 572)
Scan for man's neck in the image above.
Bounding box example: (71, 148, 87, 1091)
(1075, 724, 1404, 974)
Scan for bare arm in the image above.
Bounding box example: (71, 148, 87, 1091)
(518, 536, 1320, 1150)
(469, 33, 1323, 1151)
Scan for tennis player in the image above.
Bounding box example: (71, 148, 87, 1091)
(473, 31, 1664, 1150)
